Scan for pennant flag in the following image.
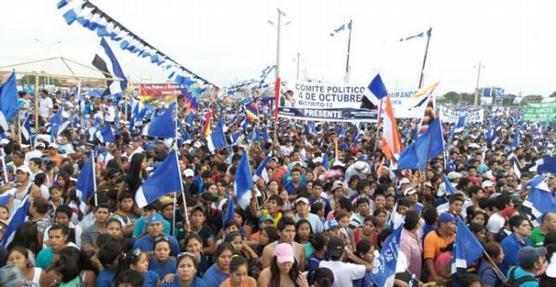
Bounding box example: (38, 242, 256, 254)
(254, 153, 272, 183)
(0, 191, 13, 206)
(535, 157, 556, 174)
(0, 71, 19, 131)
(411, 82, 439, 100)
(49, 109, 65, 141)
(223, 196, 235, 226)
(381, 96, 402, 161)
(512, 131, 521, 150)
(206, 118, 227, 153)
(57, 0, 71, 9)
(76, 154, 96, 212)
(521, 175, 553, 222)
(451, 218, 485, 273)
(92, 38, 128, 98)
(368, 74, 388, 100)
(147, 102, 176, 139)
(443, 175, 457, 195)
(1, 196, 30, 247)
(235, 152, 254, 209)
(400, 31, 425, 42)
(135, 150, 183, 208)
(329, 20, 351, 36)
(370, 227, 402, 287)
(202, 110, 212, 137)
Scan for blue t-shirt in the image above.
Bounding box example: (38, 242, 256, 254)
(133, 216, 171, 238)
(202, 264, 229, 287)
(36, 247, 54, 269)
(161, 276, 209, 287)
(144, 270, 160, 287)
(506, 267, 539, 287)
(133, 235, 181, 257)
(95, 269, 115, 287)
(500, 233, 531, 273)
(149, 257, 177, 279)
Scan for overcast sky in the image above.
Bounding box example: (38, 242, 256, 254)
(1, 0, 555, 96)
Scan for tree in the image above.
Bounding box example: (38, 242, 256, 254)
(550, 91, 556, 98)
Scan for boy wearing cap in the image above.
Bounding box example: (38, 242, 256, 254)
(319, 236, 372, 287)
(506, 246, 545, 286)
(294, 197, 324, 234)
(423, 212, 456, 285)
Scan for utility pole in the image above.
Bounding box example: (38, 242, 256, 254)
(273, 8, 286, 139)
(474, 61, 483, 106)
(345, 20, 353, 82)
(418, 27, 432, 89)
(296, 52, 300, 80)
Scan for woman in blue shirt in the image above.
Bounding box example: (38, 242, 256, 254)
(161, 252, 208, 287)
(202, 242, 233, 287)
(116, 248, 160, 287)
(150, 236, 177, 279)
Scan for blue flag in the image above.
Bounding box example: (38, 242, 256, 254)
(444, 175, 457, 195)
(98, 123, 114, 143)
(99, 38, 128, 91)
(76, 155, 96, 212)
(322, 152, 330, 170)
(451, 218, 484, 273)
(1, 196, 30, 247)
(0, 192, 12, 206)
(223, 196, 235, 226)
(206, 118, 227, 152)
(397, 117, 444, 170)
(49, 109, 64, 142)
(0, 71, 19, 122)
(371, 227, 402, 287)
(147, 102, 176, 138)
(235, 152, 254, 209)
(135, 150, 183, 208)
(536, 156, 556, 174)
(368, 74, 388, 100)
(254, 153, 272, 183)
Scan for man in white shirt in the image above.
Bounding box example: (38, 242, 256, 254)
(104, 98, 116, 124)
(293, 197, 324, 234)
(319, 236, 372, 287)
(486, 194, 514, 241)
(38, 90, 53, 121)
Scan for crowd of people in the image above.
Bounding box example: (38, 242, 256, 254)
(0, 87, 554, 287)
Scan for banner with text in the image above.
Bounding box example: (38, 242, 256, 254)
(524, 103, 556, 122)
(439, 107, 484, 123)
(389, 90, 428, 119)
(139, 83, 182, 104)
(278, 81, 377, 122)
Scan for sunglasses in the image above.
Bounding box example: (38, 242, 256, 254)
(177, 252, 196, 261)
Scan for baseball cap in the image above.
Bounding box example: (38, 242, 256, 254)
(324, 219, 340, 231)
(447, 171, 462, 180)
(184, 169, 194, 177)
(404, 188, 417, 196)
(481, 180, 494, 188)
(399, 178, 410, 185)
(327, 236, 345, 258)
(34, 142, 46, 149)
(438, 212, 456, 224)
(259, 215, 274, 223)
(295, 197, 309, 206)
(331, 180, 345, 191)
(146, 213, 164, 225)
(48, 143, 59, 149)
(275, 243, 295, 264)
(16, 165, 31, 175)
(518, 247, 546, 267)
(313, 157, 323, 164)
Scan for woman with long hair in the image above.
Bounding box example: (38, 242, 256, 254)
(202, 242, 234, 287)
(6, 246, 45, 286)
(219, 256, 256, 287)
(257, 243, 308, 287)
(125, 153, 148, 195)
(7, 222, 40, 258)
(182, 233, 211, 277)
(116, 248, 160, 287)
(294, 219, 314, 261)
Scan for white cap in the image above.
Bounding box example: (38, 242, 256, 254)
(48, 143, 59, 149)
(0, 139, 10, 145)
(184, 169, 194, 177)
(313, 157, 323, 164)
(34, 142, 46, 149)
(404, 188, 418, 196)
(193, 141, 202, 149)
(295, 197, 310, 205)
(447, 171, 462, 180)
(482, 180, 494, 188)
(399, 178, 410, 185)
(468, 143, 481, 149)
(16, 165, 31, 175)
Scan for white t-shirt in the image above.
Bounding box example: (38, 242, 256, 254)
(39, 97, 53, 118)
(487, 212, 505, 234)
(319, 260, 366, 287)
(105, 105, 116, 122)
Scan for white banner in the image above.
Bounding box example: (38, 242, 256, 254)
(278, 81, 377, 122)
(439, 107, 484, 124)
(389, 90, 428, 119)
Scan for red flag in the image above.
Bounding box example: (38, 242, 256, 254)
(274, 77, 281, 120)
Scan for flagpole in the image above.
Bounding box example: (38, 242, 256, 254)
(273, 9, 286, 143)
(344, 19, 353, 83)
(92, 150, 98, 207)
(34, 73, 40, 130)
(418, 27, 432, 89)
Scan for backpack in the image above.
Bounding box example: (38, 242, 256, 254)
(506, 267, 537, 287)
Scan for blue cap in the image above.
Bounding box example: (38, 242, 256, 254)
(146, 213, 164, 225)
(259, 215, 274, 223)
(438, 212, 456, 224)
(324, 219, 340, 231)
